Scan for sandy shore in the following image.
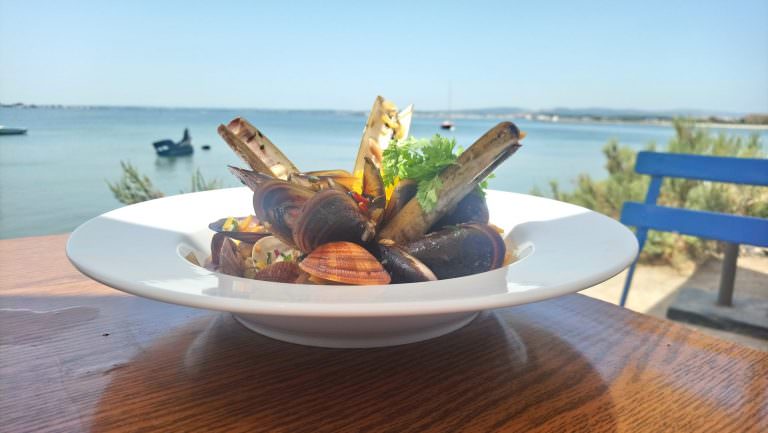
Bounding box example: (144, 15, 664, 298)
(581, 255, 768, 351)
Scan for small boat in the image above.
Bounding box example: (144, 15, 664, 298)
(440, 120, 455, 131)
(201, 145, 211, 151)
(153, 128, 194, 156)
(0, 126, 28, 135)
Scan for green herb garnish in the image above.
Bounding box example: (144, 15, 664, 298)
(382, 134, 491, 212)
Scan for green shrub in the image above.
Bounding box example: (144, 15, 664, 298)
(107, 161, 165, 205)
(534, 120, 766, 265)
(107, 161, 222, 205)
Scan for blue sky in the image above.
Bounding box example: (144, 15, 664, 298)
(1, 0, 766, 112)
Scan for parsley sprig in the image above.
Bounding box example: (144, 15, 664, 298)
(382, 135, 489, 212)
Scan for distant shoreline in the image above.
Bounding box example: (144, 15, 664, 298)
(2, 103, 767, 130)
(537, 117, 768, 131)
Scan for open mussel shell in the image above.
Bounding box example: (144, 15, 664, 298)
(208, 216, 271, 243)
(217, 237, 243, 277)
(382, 179, 417, 224)
(252, 180, 316, 246)
(430, 191, 489, 231)
(299, 241, 390, 285)
(303, 169, 358, 191)
(288, 172, 351, 193)
(210, 232, 227, 268)
(377, 241, 437, 283)
(292, 189, 376, 253)
(362, 157, 386, 224)
(228, 166, 275, 191)
(402, 223, 505, 279)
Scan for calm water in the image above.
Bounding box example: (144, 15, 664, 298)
(1, 107, 765, 239)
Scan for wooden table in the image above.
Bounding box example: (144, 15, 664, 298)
(1, 234, 766, 432)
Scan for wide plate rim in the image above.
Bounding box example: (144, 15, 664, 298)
(66, 188, 638, 317)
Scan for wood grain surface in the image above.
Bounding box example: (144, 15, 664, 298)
(1, 234, 766, 432)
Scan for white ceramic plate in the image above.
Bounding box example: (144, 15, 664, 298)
(67, 188, 637, 348)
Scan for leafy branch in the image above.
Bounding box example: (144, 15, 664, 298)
(107, 161, 222, 205)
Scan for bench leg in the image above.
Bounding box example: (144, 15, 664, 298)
(717, 242, 739, 307)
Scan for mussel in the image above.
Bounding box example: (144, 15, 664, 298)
(402, 223, 505, 279)
(299, 241, 390, 285)
(292, 189, 376, 253)
(208, 215, 271, 243)
(288, 172, 350, 193)
(217, 236, 243, 277)
(304, 169, 358, 191)
(430, 191, 489, 230)
(209, 232, 227, 268)
(378, 121, 522, 244)
(252, 180, 316, 245)
(382, 179, 417, 224)
(362, 157, 386, 224)
(228, 166, 275, 191)
(377, 240, 437, 283)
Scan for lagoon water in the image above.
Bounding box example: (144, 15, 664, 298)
(1, 107, 765, 239)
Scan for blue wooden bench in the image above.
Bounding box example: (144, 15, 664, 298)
(619, 151, 768, 307)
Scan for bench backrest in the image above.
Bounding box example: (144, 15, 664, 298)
(620, 152, 768, 248)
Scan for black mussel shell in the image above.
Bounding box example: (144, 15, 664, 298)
(402, 223, 505, 279)
(431, 191, 489, 230)
(382, 179, 417, 224)
(208, 216, 271, 243)
(228, 166, 274, 191)
(210, 232, 227, 268)
(292, 189, 376, 253)
(252, 180, 316, 246)
(363, 157, 386, 224)
(377, 241, 437, 283)
(288, 172, 351, 193)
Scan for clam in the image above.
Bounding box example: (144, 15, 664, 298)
(252, 180, 316, 245)
(431, 191, 489, 230)
(299, 241, 390, 285)
(292, 189, 376, 253)
(254, 261, 302, 283)
(208, 215, 271, 243)
(251, 236, 299, 266)
(377, 240, 437, 283)
(402, 223, 505, 279)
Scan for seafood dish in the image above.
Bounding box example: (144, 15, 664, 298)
(203, 96, 524, 285)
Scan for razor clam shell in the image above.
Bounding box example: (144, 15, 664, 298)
(218, 117, 299, 179)
(378, 122, 522, 244)
(352, 96, 413, 174)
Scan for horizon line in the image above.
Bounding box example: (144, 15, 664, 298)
(0, 101, 760, 117)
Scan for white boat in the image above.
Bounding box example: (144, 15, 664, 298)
(0, 126, 27, 135)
